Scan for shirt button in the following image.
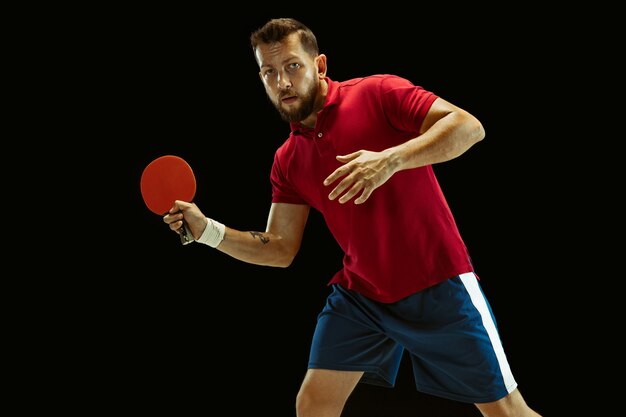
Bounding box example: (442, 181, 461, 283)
(317, 132, 323, 138)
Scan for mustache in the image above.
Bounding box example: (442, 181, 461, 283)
(278, 90, 296, 99)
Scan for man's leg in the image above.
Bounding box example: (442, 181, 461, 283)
(296, 368, 363, 417)
(475, 388, 542, 417)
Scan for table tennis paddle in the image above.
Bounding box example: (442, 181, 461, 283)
(140, 155, 196, 245)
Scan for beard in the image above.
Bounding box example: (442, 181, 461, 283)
(272, 80, 319, 123)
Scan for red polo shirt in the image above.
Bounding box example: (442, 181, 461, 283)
(270, 75, 474, 303)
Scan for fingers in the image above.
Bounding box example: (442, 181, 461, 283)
(354, 187, 373, 205)
(326, 170, 369, 204)
(163, 200, 192, 233)
(328, 178, 371, 204)
(163, 211, 185, 232)
(335, 151, 360, 162)
(323, 167, 347, 187)
(327, 174, 358, 202)
(324, 150, 385, 204)
(323, 152, 361, 186)
(326, 172, 351, 200)
(336, 181, 364, 204)
(163, 201, 209, 239)
(168, 200, 190, 214)
(324, 153, 368, 204)
(324, 150, 372, 204)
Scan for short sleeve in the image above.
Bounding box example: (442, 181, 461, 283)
(270, 148, 307, 205)
(380, 75, 438, 134)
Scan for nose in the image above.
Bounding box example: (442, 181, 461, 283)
(277, 72, 292, 90)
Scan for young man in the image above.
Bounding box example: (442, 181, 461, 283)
(164, 17, 542, 417)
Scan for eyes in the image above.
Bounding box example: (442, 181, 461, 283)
(262, 62, 301, 79)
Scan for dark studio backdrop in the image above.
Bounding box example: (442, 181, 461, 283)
(63, 8, 586, 416)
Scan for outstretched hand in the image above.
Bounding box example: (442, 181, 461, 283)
(323, 150, 396, 204)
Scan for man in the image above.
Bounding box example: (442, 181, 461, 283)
(164, 17, 542, 417)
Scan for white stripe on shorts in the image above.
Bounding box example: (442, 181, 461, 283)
(459, 272, 518, 394)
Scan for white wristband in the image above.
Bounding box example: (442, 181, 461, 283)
(197, 217, 225, 248)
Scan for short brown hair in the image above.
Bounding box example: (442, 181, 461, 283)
(250, 18, 319, 57)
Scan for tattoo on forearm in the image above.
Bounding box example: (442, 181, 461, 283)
(249, 231, 270, 244)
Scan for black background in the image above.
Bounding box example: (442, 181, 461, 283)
(38, 8, 596, 415)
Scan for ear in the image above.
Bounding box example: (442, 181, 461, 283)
(316, 54, 327, 79)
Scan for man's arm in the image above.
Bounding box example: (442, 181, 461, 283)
(323, 97, 485, 204)
(392, 96, 485, 170)
(166, 201, 310, 267)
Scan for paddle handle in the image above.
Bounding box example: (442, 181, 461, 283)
(180, 222, 193, 245)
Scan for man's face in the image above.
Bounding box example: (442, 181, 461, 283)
(255, 33, 320, 123)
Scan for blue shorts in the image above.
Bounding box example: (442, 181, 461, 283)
(308, 272, 518, 404)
